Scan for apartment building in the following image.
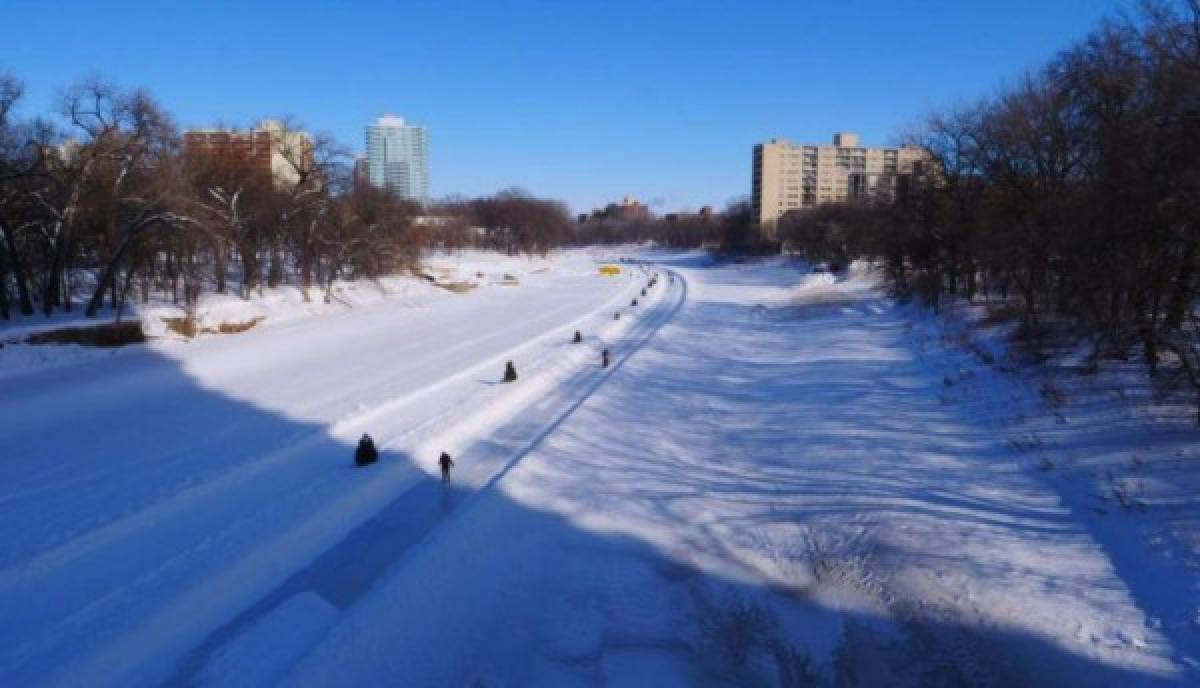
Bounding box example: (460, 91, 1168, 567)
(365, 115, 428, 203)
(183, 120, 313, 188)
(752, 132, 928, 236)
(582, 194, 652, 223)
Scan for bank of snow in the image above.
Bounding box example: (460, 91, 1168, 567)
(0, 249, 604, 381)
(904, 292, 1200, 678)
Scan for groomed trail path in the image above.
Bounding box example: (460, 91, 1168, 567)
(0, 261, 683, 687)
(170, 270, 687, 686)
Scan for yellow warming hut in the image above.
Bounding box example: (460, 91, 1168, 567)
(598, 264, 621, 276)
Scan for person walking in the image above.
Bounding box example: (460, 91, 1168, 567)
(438, 451, 455, 484)
(602, 348, 611, 368)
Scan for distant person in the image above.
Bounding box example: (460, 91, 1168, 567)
(355, 434, 379, 467)
(573, 330, 582, 344)
(632, 298, 638, 307)
(602, 348, 611, 368)
(641, 288, 647, 297)
(504, 360, 518, 383)
(614, 312, 621, 320)
(438, 451, 455, 484)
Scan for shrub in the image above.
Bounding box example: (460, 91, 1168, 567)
(163, 316, 199, 338)
(26, 321, 146, 347)
(437, 281, 476, 294)
(164, 315, 265, 338)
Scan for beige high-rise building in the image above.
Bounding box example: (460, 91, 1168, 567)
(752, 132, 928, 237)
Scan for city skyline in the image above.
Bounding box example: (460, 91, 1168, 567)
(1, 0, 1128, 213)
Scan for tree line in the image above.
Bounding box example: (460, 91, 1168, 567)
(0, 76, 575, 320)
(573, 200, 776, 254)
(779, 2, 1200, 416)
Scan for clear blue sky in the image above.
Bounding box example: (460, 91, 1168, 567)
(2, 0, 1129, 214)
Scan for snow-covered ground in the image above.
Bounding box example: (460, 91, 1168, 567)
(0, 249, 652, 686)
(275, 255, 1192, 686)
(2, 249, 1197, 686)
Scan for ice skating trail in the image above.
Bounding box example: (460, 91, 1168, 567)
(280, 255, 1185, 688)
(172, 266, 685, 686)
(0, 256, 675, 687)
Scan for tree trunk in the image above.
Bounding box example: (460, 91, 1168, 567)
(1166, 239, 1195, 331)
(85, 218, 161, 317)
(0, 256, 10, 319)
(43, 237, 65, 315)
(214, 241, 227, 294)
(0, 220, 34, 315)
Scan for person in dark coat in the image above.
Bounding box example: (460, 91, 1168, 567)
(355, 434, 379, 467)
(573, 330, 582, 343)
(602, 348, 611, 368)
(631, 298, 638, 306)
(504, 360, 518, 382)
(438, 451, 455, 483)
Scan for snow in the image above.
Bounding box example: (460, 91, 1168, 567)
(0, 249, 647, 686)
(1, 248, 1197, 686)
(193, 592, 337, 688)
(284, 254, 1188, 686)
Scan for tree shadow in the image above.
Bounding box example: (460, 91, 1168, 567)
(275, 481, 1182, 687)
(0, 342, 448, 686)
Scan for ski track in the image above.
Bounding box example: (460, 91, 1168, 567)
(1, 263, 681, 687)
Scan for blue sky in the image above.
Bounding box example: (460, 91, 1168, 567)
(2, 0, 1128, 213)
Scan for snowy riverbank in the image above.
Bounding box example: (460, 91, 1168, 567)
(1, 250, 1195, 686)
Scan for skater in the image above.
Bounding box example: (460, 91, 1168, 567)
(614, 312, 621, 320)
(631, 298, 638, 307)
(355, 434, 379, 467)
(641, 288, 647, 297)
(602, 348, 611, 368)
(573, 330, 583, 344)
(503, 360, 518, 383)
(438, 451, 455, 483)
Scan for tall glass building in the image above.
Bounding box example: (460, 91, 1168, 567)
(365, 115, 428, 203)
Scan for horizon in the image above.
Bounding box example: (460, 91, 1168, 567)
(3, 0, 1129, 214)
